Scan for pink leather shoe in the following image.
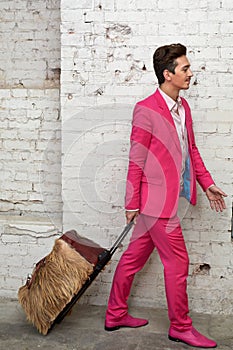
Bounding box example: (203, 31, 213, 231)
(168, 326, 217, 348)
(105, 314, 149, 331)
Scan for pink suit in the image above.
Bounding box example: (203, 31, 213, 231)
(106, 89, 214, 331)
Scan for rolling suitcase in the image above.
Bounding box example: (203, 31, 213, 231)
(18, 221, 134, 335)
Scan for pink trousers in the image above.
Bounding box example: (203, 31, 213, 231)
(106, 214, 192, 331)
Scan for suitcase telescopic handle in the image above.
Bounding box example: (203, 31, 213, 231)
(93, 219, 135, 272)
(109, 219, 134, 256)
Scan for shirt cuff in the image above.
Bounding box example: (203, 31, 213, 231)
(125, 209, 139, 211)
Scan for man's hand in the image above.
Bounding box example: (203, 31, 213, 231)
(125, 210, 139, 224)
(206, 185, 227, 212)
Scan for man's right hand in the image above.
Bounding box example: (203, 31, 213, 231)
(125, 210, 139, 224)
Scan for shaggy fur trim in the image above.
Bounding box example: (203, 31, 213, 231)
(18, 238, 94, 335)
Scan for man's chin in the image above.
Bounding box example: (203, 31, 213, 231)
(183, 84, 190, 90)
(180, 86, 190, 90)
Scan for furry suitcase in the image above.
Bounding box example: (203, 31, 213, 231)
(18, 222, 133, 335)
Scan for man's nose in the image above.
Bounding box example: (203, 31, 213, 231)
(188, 68, 193, 77)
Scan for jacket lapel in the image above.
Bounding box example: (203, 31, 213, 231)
(181, 97, 193, 150)
(154, 89, 181, 153)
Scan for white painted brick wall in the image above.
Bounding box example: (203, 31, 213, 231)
(0, 0, 61, 297)
(1, 0, 232, 316)
(61, 0, 233, 315)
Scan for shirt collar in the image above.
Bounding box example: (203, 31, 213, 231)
(158, 88, 182, 112)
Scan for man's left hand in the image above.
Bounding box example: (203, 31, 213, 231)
(206, 185, 227, 212)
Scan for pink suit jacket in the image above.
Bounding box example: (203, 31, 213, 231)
(125, 89, 214, 218)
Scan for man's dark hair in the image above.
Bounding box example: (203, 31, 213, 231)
(153, 43, 187, 85)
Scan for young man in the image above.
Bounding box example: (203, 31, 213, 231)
(105, 44, 227, 348)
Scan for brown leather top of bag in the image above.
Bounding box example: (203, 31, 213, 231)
(60, 230, 106, 266)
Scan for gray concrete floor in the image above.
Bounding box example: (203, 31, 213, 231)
(1, 299, 233, 350)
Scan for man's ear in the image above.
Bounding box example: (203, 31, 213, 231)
(163, 69, 172, 82)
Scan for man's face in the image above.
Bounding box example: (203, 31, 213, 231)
(169, 55, 193, 90)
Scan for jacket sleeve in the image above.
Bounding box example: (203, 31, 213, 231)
(125, 104, 152, 210)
